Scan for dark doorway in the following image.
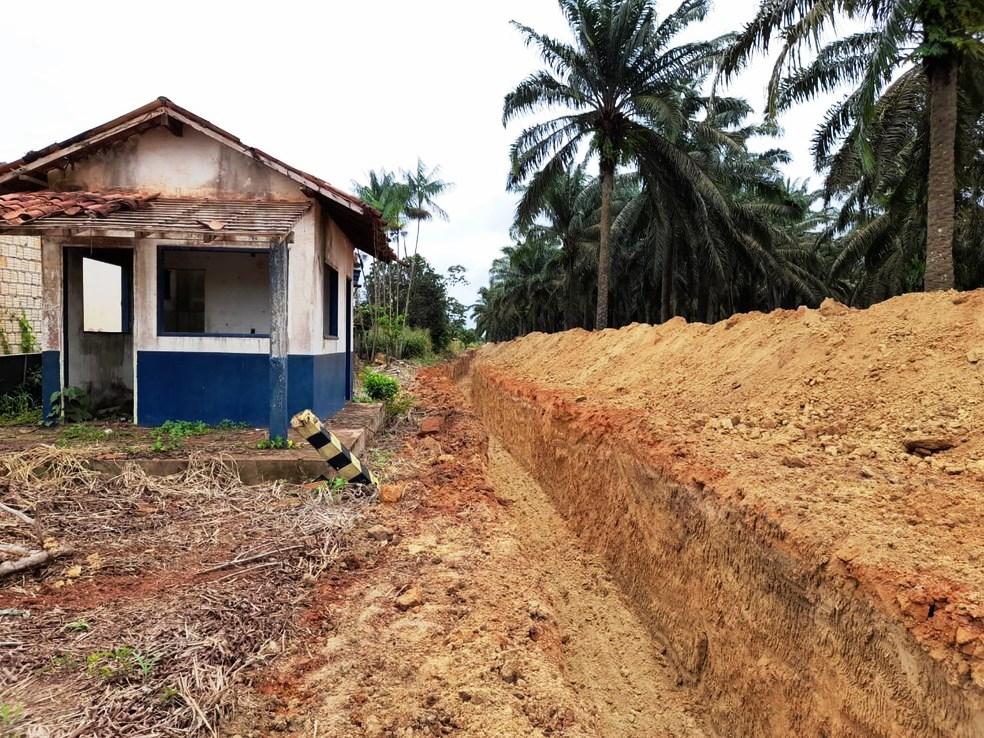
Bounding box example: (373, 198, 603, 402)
(62, 247, 134, 418)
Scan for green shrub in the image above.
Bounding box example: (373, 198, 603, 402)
(49, 386, 94, 423)
(361, 369, 399, 401)
(151, 420, 209, 452)
(0, 389, 41, 426)
(399, 327, 432, 359)
(56, 423, 105, 447)
(385, 391, 414, 419)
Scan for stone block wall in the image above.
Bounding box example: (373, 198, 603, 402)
(0, 236, 42, 354)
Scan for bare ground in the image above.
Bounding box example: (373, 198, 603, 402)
(229, 369, 705, 737)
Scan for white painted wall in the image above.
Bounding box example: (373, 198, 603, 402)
(160, 249, 270, 335)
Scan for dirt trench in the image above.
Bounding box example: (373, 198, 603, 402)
(231, 368, 706, 737)
(461, 290, 984, 738)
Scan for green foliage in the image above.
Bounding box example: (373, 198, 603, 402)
(361, 369, 399, 401)
(384, 391, 414, 420)
(66, 619, 91, 633)
(86, 646, 157, 682)
(504, 0, 730, 328)
(0, 388, 41, 426)
(215, 419, 249, 430)
(151, 420, 209, 452)
(256, 436, 294, 449)
(49, 386, 94, 423)
(0, 703, 23, 727)
(0, 327, 10, 355)
(159, 685, 182, 705)
(16, 313, 37, 353)
(400, 327, 433, 359)
(56, 423, 105, 447)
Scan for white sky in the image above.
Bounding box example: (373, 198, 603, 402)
(0, 0, 846, 313)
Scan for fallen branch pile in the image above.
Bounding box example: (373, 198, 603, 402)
(0, 445, 372, 736)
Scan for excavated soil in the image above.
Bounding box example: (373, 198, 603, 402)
(468, 290, 984, 737)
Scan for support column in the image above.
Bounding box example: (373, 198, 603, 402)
(40, 237, 63, 421)
(269, 238, 289, 440)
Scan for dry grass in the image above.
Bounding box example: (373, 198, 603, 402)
(0, 446, 372, 736)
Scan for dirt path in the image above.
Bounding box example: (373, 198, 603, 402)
(230, 368, 704, 737)
(486, 435, 705, 737)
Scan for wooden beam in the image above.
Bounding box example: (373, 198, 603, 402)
(161, 111, 184, 137)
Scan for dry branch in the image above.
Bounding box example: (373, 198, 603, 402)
(0, 547, 72, 578)
(0, 500, 34, 525)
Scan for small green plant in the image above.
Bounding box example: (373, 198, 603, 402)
(0, 327, 10, 355)
(361, 369, 399, 401)
(385, 391, 415, 419)
(50, 653, 81, 671)
(48, 386, 94, 423)
(16, 313, 37, 354)
(314, 475, 348, 502)
(56, 423, 105, 447)
(0, 703, 23, 726)
(65, 618, 91, 633)
(151, 419, 209, 452)
(214, 419, 249, 430)
(159, 685, 182, 705)
(86, 646, 157, 682)
(256, 435, 294, 449)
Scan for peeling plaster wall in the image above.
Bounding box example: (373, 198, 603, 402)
(58, 127, 305, 200)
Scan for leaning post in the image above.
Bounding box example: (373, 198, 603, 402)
(269, 237, 289, 441)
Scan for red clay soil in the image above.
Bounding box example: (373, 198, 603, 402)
(228, 367, 707, 737)
(468, 289, 984, 737)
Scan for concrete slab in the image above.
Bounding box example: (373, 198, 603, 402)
(85, 402, 387, 485)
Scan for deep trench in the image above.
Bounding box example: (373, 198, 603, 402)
(453, 354, 984, 738)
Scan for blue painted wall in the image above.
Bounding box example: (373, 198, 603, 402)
(137, 351, 269, 426)
(41, 351, 60, 419)
(288, 352, 348, 420)
(136, 350, 347, 427)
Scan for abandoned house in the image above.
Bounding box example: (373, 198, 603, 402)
(0, 97, 393, 438)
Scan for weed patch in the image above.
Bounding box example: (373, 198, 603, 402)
(151, 420, 209, 452)
(56, 424, 105, 447)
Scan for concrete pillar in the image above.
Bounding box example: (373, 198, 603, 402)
(269, 239, 289, 440)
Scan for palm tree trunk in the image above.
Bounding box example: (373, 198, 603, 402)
(660, 240, 673, 323)
(924, 59, 958, 291)
(595, 160, 615, 330)
(563, 238, 576, 330)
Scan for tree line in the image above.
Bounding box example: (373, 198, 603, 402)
(475, 0, 984, 342)
(353, 162, 476, 358)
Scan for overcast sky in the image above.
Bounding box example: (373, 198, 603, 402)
(0, 0, 845, 312)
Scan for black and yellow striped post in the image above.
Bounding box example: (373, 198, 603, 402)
(290, 409, 378, 485)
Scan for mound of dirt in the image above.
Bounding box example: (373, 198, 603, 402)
(470, 289, 984, 736)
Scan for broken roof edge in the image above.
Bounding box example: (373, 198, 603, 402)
(0, 97, 395, 261)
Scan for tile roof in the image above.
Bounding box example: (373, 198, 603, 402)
(0, 191, 158, 225)
(0, 196, 311, 243)
(0, 97, 394, 260)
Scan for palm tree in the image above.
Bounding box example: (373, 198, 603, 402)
(503, 0, 729, 329)
(513, 163, 596, 328)
(821, 54, 984, 303)
(474, 238, 565, 340)
(720, 0, 984, 291)
(402, 159, 451, 318)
